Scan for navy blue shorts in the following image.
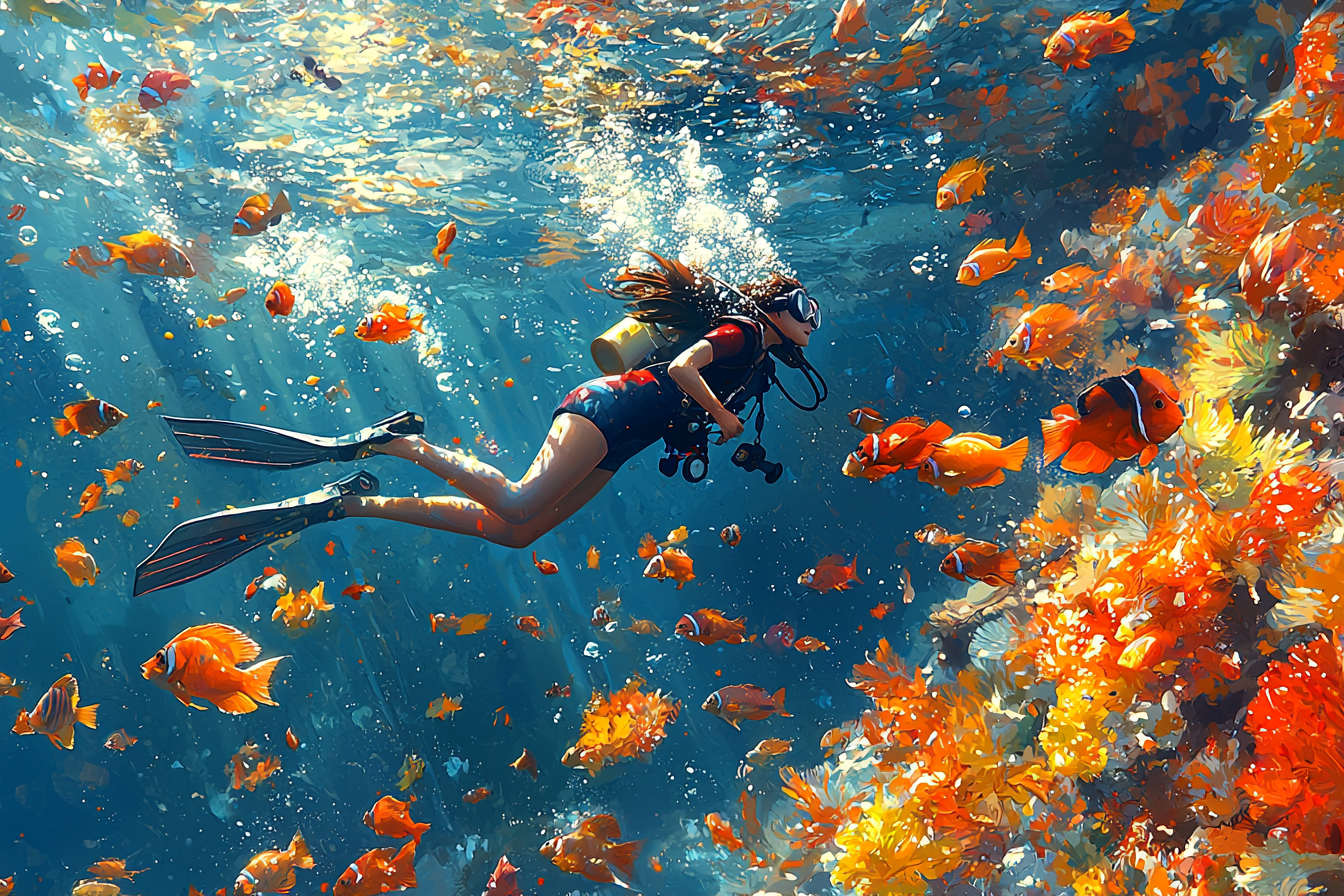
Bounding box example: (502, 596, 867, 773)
(554, 369, 685, 471)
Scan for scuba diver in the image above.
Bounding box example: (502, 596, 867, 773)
(132, 252, 827, 596)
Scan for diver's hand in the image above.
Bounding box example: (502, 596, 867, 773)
(714, 412, 745, 443)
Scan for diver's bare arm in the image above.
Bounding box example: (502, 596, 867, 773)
(669, 339, 744, 441)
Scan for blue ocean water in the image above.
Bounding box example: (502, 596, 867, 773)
(0, 0, 1292, 892)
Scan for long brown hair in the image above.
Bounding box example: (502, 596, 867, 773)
(611, 251, 800, 335)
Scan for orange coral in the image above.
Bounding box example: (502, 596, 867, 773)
(1091, 186, 1149, 236)
(560, 675, 680, 776)
(1239, 635, 1344, 854)
(1189, 192, 1273, 276)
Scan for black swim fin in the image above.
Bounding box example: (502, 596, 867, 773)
(165, 410, 423, 469)
(132, 471, 379, 596)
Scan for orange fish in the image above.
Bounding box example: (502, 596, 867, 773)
(12, 674, 97, 749)
(720, 524, 742, 546)
(138, 69, 192, 109)
(0, 879, 10, 896)
(1041, 263, 1100, 293)
(704, 812, 743, 851)
(957, 228, 1030, 285)
(221, 287, 248, 304)
(1041, 367, 1184, 474)
(870, 602, 895, 619)
(103, 728, 137, 751)
(940, 540, 1020, 588)
(120, 509, 140, 527)
(532, 552, 559, 575)
(463, 787, 492, 804)
(847, 406, 887, 433)
(831, 0, 868, 43)
(426, 694, 462, 719)
(102, 232, 196, 278)
(99, 459, 143, 486)
(4, 253, 29, 266)
(334, 841, 416, 896)
(998, 303, 1102, 371)
(842, 416, 953, 480)
(914, 523, 965, 545)
(1044, 11, 1135, 71)
(7, 204, 24, 220)
(643, 548, 695, 588)
(65, 245, 113, 278)
(364, 796, 430, 844)
(0, 608, 22, 640)
(936, 157, 990, 210)
(265, 282, 295, 317)
(798, 554, 862, 592)
(675, 609, 748, 645)
(233, 191, 292, 236)
(0, 562, 11, 584)
(625, 618, 662, 635)
(432, 222, 456, 267)
(355, 303, 424, 344)
(72, 61, 121, 101)
(140, 623, 288, 713)
(87, 857, 141, 877)
(586, 545, 601, 568)
(702, 684, 790, 729)
(515, 615, 545, 639)
(485, 856, 520, 896)
(72, 483, 105, 519)
(285, 727, 300, 750)
(53, 397, 127, 438)
(197, 314, 228, 329)
(510, 747, 538, 781)
(229, 742, 282, 791)
(234, 830, 313, 896)
(794, 636, 830, 653)
(540, 815, 641, 887)
(341, 583, 375, 600)
(918, 433, 1029, 496)
(54, 538, 98, 586)
(429, 612, 490, 635)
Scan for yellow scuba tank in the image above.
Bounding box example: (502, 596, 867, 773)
(590, 317, 669, 375)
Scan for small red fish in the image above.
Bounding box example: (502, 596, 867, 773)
(103, 232, 195, 278)
(72, 482, 105, 519)
(794, 636, 829, 653)
(847, 406, 887, 433)
(485, 856, 520, 896)
(244, 568, 286, 601)
(104, 728, 137, 751)
(6, 205, 24, 221)
(842, 416, 953, 481)
(53, 397, 127, 438)
(798, 554, 862, 592)
(870, 602, 895, 619)
(1041, 367, 1184, 473)
(540, 815, 640, 887)
(675, 609, 748, 645)
(341, 583, 375, 600)
(0, 608, 23, 640)
(462, 787, 492, 804)
(516, 615, 545, 639)
(138, 69, 192, 110)
(940, 540, 1020, 588)
(432, 222, 456, 267)
(265, 282, 295, 317)
(702, 684, 790, 729)
(720, 524, 742, 546)
(958, 229, 1031, 286)
(285, 727, 300, 750)
(0, 562, 12, 584)
(763, 622, 795, 651)
(532, 551, 559, 575)
(72, 60, 121, 101)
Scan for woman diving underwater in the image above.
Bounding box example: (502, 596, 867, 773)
(132, 252, 827, 596)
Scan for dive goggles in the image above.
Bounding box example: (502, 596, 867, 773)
(769, 288, 822, 330)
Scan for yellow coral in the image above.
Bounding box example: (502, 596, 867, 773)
(831, 785, 965, 896)
(1181, 393, 1308, 500)
(561, 675, 680, 776)
(1184, 320, 1284, 404)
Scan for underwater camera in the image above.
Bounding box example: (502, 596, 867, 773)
(731, 441, 783, 484)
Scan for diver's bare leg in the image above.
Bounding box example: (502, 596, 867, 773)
(373, 413, 606, 524)
(343, 468, 614, 549)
